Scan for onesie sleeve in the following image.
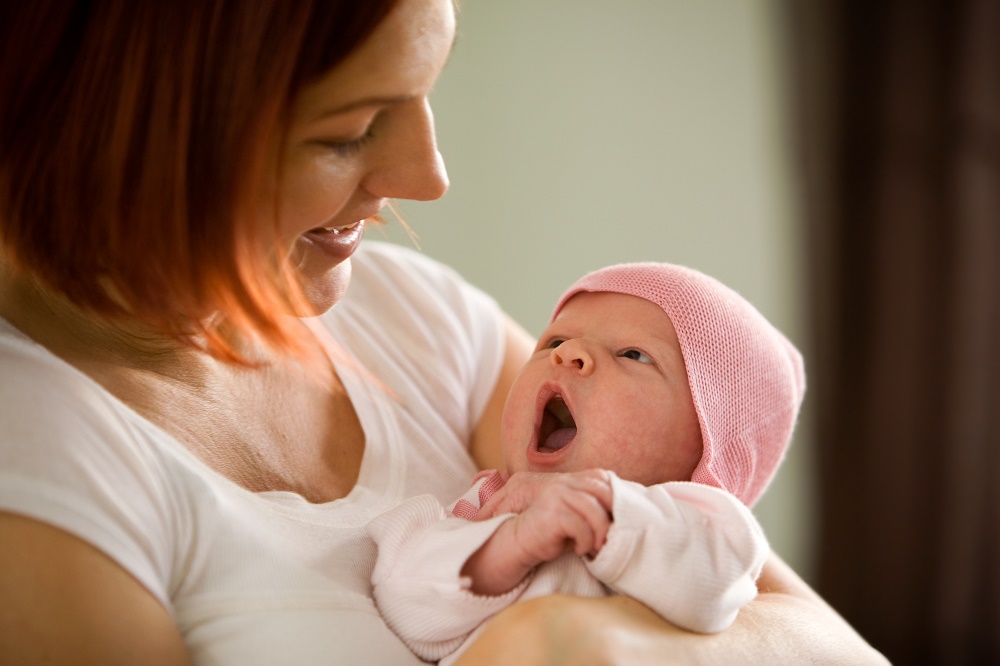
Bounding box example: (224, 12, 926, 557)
(367, 482, 527, 663)
(585, 474, 768, 634)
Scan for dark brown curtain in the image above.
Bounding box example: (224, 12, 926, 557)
(791, 0, 1000, 663)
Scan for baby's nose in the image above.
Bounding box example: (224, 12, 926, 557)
(549, 339, 595, 376)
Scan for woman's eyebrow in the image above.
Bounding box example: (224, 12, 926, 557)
(314, 95, 415, 120)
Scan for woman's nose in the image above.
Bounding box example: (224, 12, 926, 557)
(549, 339, 595, 377)
(363, 99, 449, 201)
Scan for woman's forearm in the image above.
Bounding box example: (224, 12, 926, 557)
(455, 554, 889, 666)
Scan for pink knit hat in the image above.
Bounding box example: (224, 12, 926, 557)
(552, 263, 805, 506)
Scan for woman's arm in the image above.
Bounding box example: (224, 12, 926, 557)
(0, 512, 192, 666)
(469, 314, 535, 472)
(454, 553, 889, 666)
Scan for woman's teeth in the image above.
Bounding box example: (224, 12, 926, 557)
(322, 222, 357, 234)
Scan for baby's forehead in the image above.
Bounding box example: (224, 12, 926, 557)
(553, 291, 671, 324)
(547, 291, 682, 348)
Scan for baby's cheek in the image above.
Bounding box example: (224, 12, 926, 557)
(499, 388, 532, 453)
(598, 405, 678, 483)
(589, 405, 639, 453)
(498, 407, 518, 445)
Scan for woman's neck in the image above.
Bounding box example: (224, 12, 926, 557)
(0, 265, 362, 501)
(0, 265, 250, 378)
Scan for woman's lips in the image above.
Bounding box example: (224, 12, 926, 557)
(301, 219, 366, 262)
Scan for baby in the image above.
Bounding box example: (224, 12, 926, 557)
(367, 262, 806, 665)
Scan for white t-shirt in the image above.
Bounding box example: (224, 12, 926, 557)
(0, 241, 506, 665)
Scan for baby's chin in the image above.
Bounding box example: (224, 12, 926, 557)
(502, 459, 520, 473)
(500, 457, 529, 475)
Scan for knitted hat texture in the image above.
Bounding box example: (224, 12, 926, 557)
(552, 263, 805, 506)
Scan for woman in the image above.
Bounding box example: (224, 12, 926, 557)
(0, 0, 885, 663)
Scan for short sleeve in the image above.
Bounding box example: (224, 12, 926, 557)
(328, 242, 506, 447)
(0, 340, 177, 607)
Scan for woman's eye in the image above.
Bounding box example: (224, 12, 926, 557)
(318, 128, 375, 157)
(620, 349, 654, 364)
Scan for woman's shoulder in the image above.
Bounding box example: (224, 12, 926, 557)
(0, 319, 177, 495)
(0, 320, 183, 605)
(0, 317, 187, 525)
(0, 322, 123, 433)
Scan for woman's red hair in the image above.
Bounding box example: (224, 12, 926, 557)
(0, 0, 399, 363)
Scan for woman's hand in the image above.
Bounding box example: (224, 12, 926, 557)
(453, 594, 686, 666)
(454, 553, 891, 666)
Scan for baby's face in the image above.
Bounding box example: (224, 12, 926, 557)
(501, 292, 703, 486)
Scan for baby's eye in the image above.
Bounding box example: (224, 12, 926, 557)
(546, 339, 565, 349)
(620, 349, 654, 364)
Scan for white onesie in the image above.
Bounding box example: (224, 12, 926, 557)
(369, 469, 769, 665)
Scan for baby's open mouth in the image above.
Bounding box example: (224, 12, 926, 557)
(537, 396, 577, 453)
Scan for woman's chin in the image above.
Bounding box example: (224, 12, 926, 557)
(296, 259, 352, 317)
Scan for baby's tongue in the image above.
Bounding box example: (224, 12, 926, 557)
(540, 427, 576, 453)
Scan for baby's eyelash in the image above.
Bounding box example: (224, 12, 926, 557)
(619, 348, 655, 365)
(532, 338, 564, 355)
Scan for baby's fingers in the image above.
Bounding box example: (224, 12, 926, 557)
(566, 469, 614, 514)
(477, 487, 516, 520)
(561, 491, 612, 555)
(541, 504, 598, 559)
(478, 473, 546, 519)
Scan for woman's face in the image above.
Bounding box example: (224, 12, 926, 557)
(275, 0, 455, 312)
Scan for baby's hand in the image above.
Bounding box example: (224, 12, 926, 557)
(478, 469, 613, 522)
(505, 471, 614, 563)
(461, 471, 614, 595)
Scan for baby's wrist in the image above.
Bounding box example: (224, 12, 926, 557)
(462, 519, 535, 595)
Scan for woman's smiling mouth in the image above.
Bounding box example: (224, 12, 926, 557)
(300, 219, 366, 261)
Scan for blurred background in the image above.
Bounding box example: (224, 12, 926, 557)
(376, 1, 999, 663)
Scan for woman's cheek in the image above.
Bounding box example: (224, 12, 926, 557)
(280, 157, 358, 232)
